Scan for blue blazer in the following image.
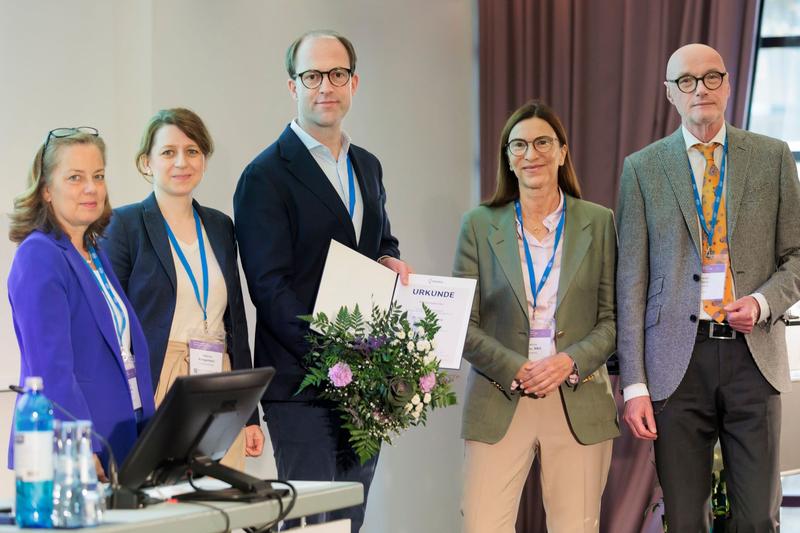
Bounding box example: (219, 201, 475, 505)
(7, 230, 155, 469)
(101, 193, 257, 425)
(233, 124, 400, 401)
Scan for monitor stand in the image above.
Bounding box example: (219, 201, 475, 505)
(108, 456, 287, 509)
(174, 455, 288, 502)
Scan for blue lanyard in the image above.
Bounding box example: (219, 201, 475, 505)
(514, 197, 566, 312)
(344, 156, 356, 218)
(164, 209, 209, 323)
(86, 246, 127, 348)
(688, 137, 728, 248)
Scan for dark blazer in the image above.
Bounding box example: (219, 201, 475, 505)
(7, 230, 156, 469)
(453, 196, 619, 445)
(234, 124, 400, 401)
(101, 193, 256, 425)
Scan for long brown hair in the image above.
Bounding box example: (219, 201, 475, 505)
(9, 132, 110, 247)
(485, 100, 582, 207)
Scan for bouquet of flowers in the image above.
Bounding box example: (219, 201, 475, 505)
(297, 303, 457, 464)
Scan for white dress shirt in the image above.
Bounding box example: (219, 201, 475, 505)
(516, 191, 564, 360)
(290, 120, 364, 243)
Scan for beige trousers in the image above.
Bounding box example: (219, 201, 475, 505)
(154, 340, 246, 472)
(462, 391, 613, 533)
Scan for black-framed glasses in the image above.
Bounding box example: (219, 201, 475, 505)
(40, 127, 99, 172)
(666, 71, 727, 93)
(296, 67, 352, 89)
(506, 136, 559, 157)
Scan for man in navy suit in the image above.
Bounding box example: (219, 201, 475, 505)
(233, 30, 411, 532)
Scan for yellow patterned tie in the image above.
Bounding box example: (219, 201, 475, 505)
(696, 143, 734, 322)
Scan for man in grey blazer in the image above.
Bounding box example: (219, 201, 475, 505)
(616, 43, 800, 532)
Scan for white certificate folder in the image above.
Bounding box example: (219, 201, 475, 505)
(313, 240, 476, 369)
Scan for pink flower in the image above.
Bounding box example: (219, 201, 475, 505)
(328, 362, 353, 387)
(419, 372, 436, 393)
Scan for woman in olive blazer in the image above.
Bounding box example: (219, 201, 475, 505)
(454, 101, 619, 533)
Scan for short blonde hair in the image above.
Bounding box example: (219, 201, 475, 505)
(285, 30, 357, 77)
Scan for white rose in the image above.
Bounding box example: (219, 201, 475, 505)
(396, 330, 406, 340)
(403, 403, 413, 413)
(423, 392, 432, 404)
(412, 410, 421, 420)
(416, 339, 431, 352)
(424, 352, 437, 365)
(415, 402, 424, 412)
(430, 338, 437, 349)
(407, 341, 416, 352)
(411, 394, 421, 406)
(417, 327, 426, 337)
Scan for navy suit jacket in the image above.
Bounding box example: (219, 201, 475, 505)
(7, 230, 155, 469)
(101, 194, 257, 426)
(234, 124, 400, 401)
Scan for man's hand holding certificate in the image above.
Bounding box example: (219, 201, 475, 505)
(313, 240, 476, 369)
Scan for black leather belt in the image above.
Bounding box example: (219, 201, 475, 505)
(698, 319, 736, 339)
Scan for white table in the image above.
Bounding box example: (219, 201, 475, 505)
(1, 480, 362, 532)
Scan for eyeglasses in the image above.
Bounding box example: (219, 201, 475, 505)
(666, 71, 727, 94)
(296, 67, 352, 89)
(506, 136, 559, 157)
(40, 127, 99, 172)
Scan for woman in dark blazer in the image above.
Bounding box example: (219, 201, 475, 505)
(454, 101, 619, 533)
(102, 108, 263, 470)
(8, 127, 155, 477)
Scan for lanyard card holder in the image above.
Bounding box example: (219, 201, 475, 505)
(121, 347, 143, 411)
(188, 328, 226, 376)
(701, 252, 728, 302)
(528, 317, 555, 361)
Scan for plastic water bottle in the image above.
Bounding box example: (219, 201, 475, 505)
(52, 421, 82, 528)
(76, 420, 103, 526)
(13, 376, 54, 528)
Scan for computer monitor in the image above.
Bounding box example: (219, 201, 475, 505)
(113, 367, 276, 507)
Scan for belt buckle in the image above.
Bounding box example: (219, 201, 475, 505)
(708, 322, 736, 340)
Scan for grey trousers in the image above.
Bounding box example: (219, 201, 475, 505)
(653, 329, 782, 533)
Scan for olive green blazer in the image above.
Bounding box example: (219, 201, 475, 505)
(453, 195, 619, 445)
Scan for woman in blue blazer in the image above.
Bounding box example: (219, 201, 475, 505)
(102, 108, 263, 470)
(8, 128, 155, 477)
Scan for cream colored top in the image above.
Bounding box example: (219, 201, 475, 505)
(167, 225, 227, 342)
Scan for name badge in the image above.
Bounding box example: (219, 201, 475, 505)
(528, 317, 555, 361)
(701, 262, 726, 301)
(121, 348, 142, 410)
(189, 338, 225, 375)
(127, 374, 142, 411)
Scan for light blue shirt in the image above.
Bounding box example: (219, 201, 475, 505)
(290, 120, 364, 242)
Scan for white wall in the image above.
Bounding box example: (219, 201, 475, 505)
(0, 1, 476, 531)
